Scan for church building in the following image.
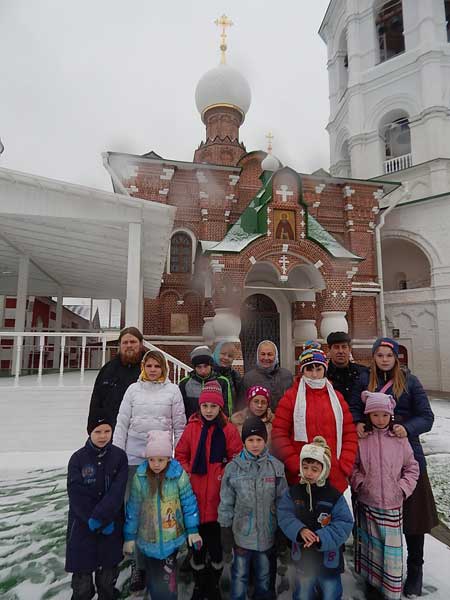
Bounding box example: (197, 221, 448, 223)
(104, 15, 397, 372)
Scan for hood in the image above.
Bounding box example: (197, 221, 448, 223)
(136, 458, 183, 479)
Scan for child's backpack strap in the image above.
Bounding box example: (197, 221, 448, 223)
(379, 379, 394, 394)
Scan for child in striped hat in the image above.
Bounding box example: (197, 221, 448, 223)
(272, 342, 358, 492)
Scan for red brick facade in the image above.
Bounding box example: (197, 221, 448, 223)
(114, 105, 383, 367)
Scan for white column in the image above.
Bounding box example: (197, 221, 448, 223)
(53, 288, 63, 370)
(125, 222, 143, 327)
(12, 256, 30, 374)
(320, 311, 348, 340)
(90, 297, 94, 329)
(293, 319, 318, 344)
(0, 295, 5, 327)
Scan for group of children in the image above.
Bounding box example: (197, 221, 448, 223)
(66, 340, 426, 600)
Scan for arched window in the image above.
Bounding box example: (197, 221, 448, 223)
(375, 0, 405, 63)
(337, 30, 349, 99)
(169, 233, 192, 274)
(382, 239, 431, 291)
(379, 111, 412, 173)
(445, 1, 450, 42)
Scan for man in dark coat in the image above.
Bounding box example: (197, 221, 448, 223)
(88, 327, 145, 429)
(326, 331, 368, 406)
(66, 411, 128, 599)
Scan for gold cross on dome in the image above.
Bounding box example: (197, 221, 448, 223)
(266, 131, 274, 154)
(215, 14, 233, 64)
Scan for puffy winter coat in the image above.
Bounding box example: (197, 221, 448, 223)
(179, 371, 233, 419)
(175, 414, 243, 523)
(231, 407, 274, 446)
(240, 365, 293, 411)
(218, 448, 287, 551)
(124, 459, 199, 559)
(349, 370, 434, 471)
(277, 482, 353, 573)
(65, 440, 128, 573)
(327, 361, 369, 405)
(350, 427, 419, 509)
(88, 354, 144, 428)
(272, 378, 358, 491)
(113, 378, 186, 465)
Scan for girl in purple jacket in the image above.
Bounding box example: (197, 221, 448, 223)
(351, 391, 419, 600)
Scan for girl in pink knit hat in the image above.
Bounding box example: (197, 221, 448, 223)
(231, 385, 275, 445)
(351, 391, 420, 600)
(175, 379, 242, 599)
(123, 429, 201, 600)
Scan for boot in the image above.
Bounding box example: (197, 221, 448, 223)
(190, 566, 208, 600)
(207, 563, 223, 600)
(404, 564, 423, 597)
(129, 561, 146, 593)
(364, 582, 383, 600)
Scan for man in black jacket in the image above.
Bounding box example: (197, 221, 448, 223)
(88, 327, 145, 429)
(326, 331, 368, 405)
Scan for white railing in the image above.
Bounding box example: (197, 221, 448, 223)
(0, 332, 190, 387)
(384, 152, 412, 174)
(143, 340, 190, 384)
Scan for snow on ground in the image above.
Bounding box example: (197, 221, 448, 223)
(0, 380, 449, 598)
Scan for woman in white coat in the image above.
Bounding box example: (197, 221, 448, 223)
(113, 348, 186, 591)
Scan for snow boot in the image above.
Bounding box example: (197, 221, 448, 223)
(190, 566, 208, 600)
(129, 561, 146, 593)
(404, 564, 423, 597)
(208, 563, 223, 600)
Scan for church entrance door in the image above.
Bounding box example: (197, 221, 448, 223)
(240, 294, 280, 371)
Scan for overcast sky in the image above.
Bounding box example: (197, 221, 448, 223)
(1, 0, 331, 192)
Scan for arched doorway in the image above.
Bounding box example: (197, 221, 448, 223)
(240, 294, 280, 371)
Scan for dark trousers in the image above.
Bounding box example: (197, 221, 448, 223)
(405, 533, 425, 567)
(141, 551, 178, 600)
(192, 521, 223, 566)
(71, 566, 119, 600)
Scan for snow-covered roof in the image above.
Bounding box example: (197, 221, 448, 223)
(307, 215, 362, 261)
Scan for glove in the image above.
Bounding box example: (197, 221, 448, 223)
(88, 518, 102, 532)
(102, 522, 114, 535)
(187, 533, 203, 551)
(123, 540, 135, 555)
(220, 526, 234, 555)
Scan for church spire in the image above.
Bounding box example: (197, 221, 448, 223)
(214, 14, 233, 65)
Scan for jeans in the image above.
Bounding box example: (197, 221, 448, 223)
(141, 551, 177, 600)
(293, 569, 343, 600)
(231, 546, 272, 600)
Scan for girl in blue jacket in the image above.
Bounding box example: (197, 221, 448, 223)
(123, 429, 202, 600)
(65, 411, 128, 600)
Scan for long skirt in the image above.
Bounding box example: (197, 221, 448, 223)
(354, 502, 403, 600)
(403, 468, 439, 535)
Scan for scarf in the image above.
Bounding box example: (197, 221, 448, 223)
(191, 416, 227, 475)
(293, 377, 344, 458)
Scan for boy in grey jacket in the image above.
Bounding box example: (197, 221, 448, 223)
(218, 416, 287, 600)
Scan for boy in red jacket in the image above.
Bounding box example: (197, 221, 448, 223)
(175, 380, 242, 599)
(272, 343, 357, 492)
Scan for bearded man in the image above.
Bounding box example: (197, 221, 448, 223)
(88, 327, 145, 429)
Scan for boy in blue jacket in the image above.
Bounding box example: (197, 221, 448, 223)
(277, 436, 353, 600)
(65, 411, 128, 600)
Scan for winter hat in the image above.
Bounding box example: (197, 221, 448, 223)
(327, 331, 351, 347)
(87, 411, 114, 435)
(191, 345, 213, 367)
(242, 416, 268, 443)
(145, 430, 173, 458)
(198, 379, 224, 408)
(298, 342, 328, 373)
(362, 391, 396, 415)
(300, 435, 331, 487)
(371, 337, 399, 357)
(246, 385, 270, 404)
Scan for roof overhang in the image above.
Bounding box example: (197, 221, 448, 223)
(0, 167, 176, 298)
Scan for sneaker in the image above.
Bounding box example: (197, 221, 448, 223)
(129, 563, 146, 592)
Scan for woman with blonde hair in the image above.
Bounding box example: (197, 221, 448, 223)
(349, 337, 438, 598)
(113, 349, 186, 591)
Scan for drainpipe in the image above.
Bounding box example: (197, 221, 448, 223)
(375, 181, 410, 337)
(102, 152, 130, 196)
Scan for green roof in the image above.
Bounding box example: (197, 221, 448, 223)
(206, 170, 362, 261)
